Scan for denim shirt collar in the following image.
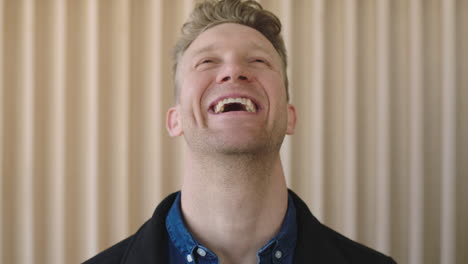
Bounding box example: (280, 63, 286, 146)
(166, 191, 297, 263)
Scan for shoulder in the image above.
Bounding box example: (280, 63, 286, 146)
(82, 192, 180, 264)
(82, 237, 134, 264)
(288, 190, 396, 264)
(321, 224, 397, 263)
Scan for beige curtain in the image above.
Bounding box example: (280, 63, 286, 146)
(1, 0, 467, 263)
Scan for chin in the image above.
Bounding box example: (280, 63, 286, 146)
(211, 137, 284, 156)
(215, 145, 264, 156)
(185, 129, 286, 156)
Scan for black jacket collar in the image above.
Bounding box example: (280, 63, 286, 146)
(115, 190, 394, 264)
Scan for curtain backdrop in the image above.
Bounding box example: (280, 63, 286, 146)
(1, 0, 467, 263)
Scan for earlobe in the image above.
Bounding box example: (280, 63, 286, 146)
(286, 104, 297, 135)
(166, 107, 183, 137)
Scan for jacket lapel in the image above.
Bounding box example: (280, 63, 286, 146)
(121, 193, 178, 264)
(290, 190, 348, 264)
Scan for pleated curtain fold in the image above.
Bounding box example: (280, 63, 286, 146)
(1, 0, 467, 263)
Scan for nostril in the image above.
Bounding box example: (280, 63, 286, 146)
(238, 75, 247, 80)
(222, 76, 231, 82)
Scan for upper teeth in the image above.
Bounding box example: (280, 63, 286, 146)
(214, 97, 256, 114)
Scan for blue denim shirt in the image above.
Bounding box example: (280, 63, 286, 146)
(165, 192, 297, 264)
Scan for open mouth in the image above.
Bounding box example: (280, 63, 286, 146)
(210, 97, 258, 114)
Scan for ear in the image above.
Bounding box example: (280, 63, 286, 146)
(286, 104, 297, 135)
(166, 107, 183, 137)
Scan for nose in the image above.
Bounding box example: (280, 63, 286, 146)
(216, 63, 251, 83)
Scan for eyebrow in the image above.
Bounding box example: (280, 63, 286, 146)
(189, 41, 274, 57)
(189, 44, 218, 56)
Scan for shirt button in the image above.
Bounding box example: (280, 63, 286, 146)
(197, 248, 207, 257)
(274, 250, 283, 259)
(186, 254, 193, 262)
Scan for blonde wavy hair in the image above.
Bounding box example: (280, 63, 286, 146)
(173, 0, 289, 101)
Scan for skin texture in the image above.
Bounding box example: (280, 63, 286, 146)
(166, 23, 297, 264)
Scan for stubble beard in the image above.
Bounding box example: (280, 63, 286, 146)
(184, 125, 286, 159)
(182, 119, 288, 187)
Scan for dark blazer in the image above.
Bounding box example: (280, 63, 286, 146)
(84, 190, 396, 264)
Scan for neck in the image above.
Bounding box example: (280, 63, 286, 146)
(180, 150, 289, 264)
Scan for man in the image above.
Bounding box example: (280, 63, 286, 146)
(85, 0, 396, 263)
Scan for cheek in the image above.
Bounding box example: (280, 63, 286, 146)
(180, 73, 209, 99)
(200, 72, 219, 93)
(179, 72, 216, 115)
(260, 73, 287, 100)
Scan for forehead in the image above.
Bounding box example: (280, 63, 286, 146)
(185, 23, 278, 58)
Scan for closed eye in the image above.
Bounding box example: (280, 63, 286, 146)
(200, 59, 213, 64)
(250, 58, 271, 68)
(195, 58, 217, 69)
(250, 58, 271, 66)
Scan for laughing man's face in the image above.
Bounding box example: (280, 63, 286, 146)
(167, 23, 296, 155)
